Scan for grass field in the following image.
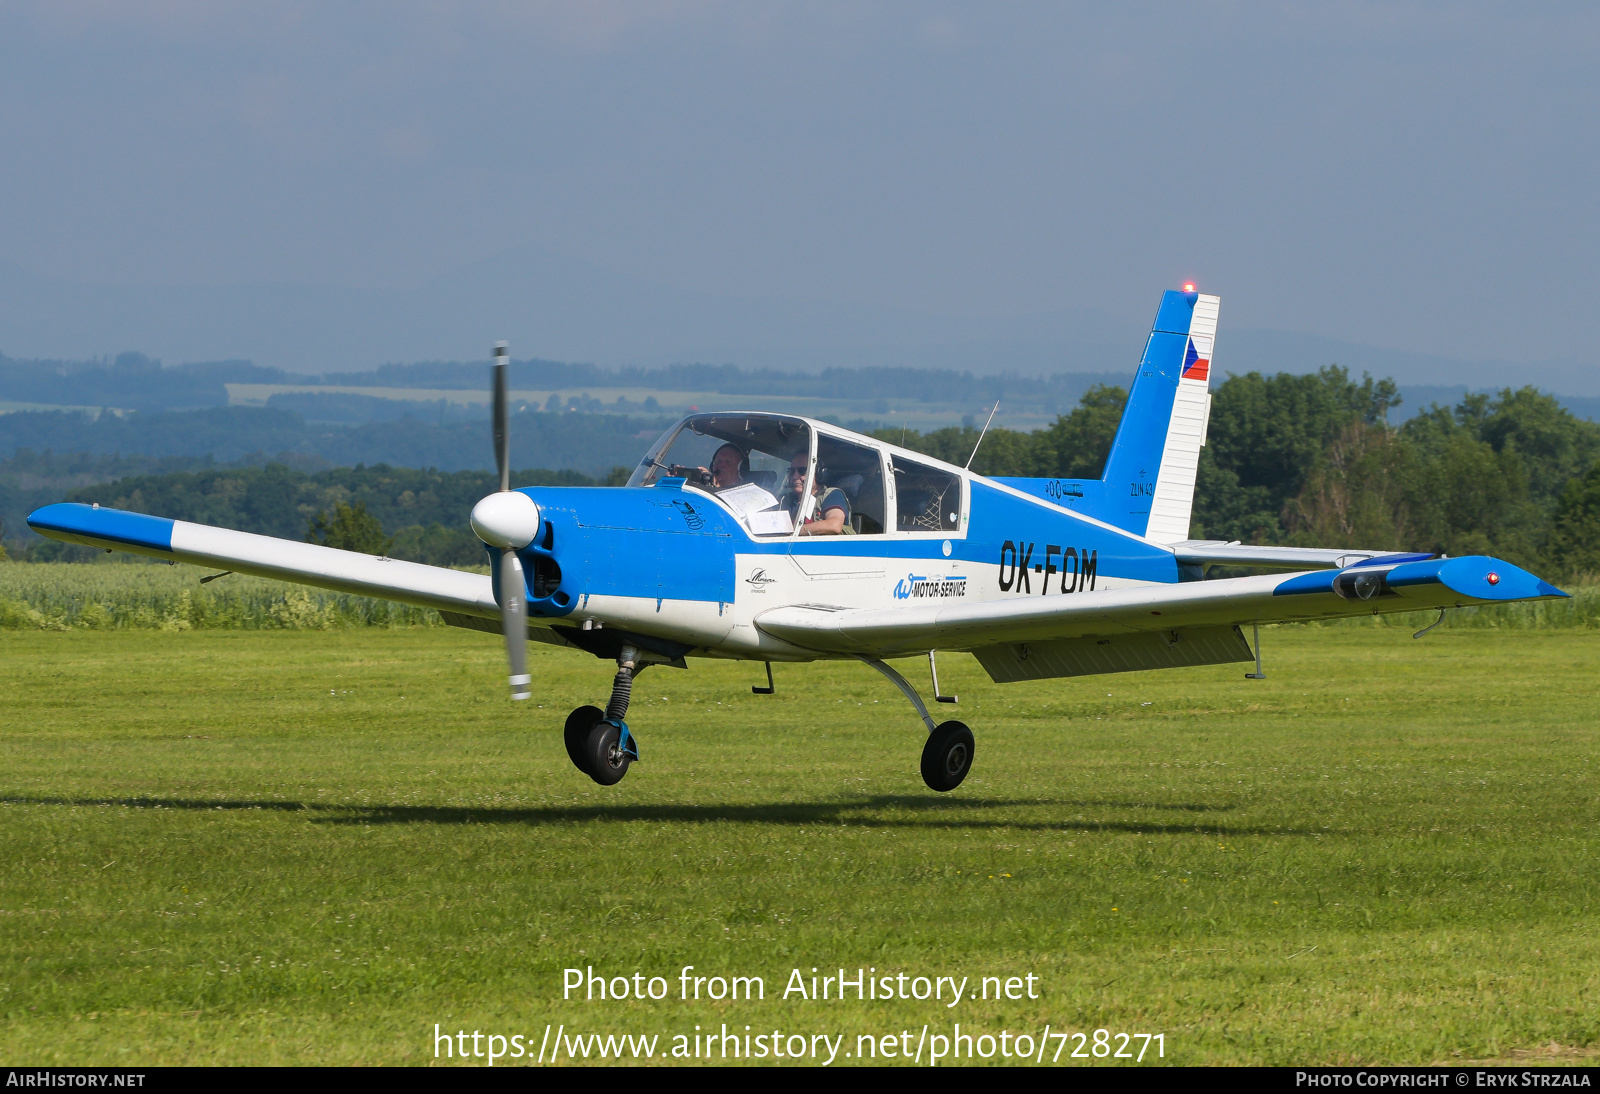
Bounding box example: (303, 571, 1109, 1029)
(3, 623, 1598, 1066)
(0, 563, 445, 631)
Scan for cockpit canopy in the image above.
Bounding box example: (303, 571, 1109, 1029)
(628, 414, 810, 494)
(628, 413, 964, 539)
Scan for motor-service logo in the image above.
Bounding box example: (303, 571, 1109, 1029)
(893, 573, 968, 600)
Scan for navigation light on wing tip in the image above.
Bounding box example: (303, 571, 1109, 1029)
(1487, 572, 1500, 586)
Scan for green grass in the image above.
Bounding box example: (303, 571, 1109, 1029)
(2, 626, 1598, 1066)
(0, 562, 447, 630)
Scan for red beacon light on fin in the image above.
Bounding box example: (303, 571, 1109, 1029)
(1182, 283, 1196, 293)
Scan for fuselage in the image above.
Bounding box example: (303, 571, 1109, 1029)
(513, 415, 1180, 662)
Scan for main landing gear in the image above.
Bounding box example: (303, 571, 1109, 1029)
(861, 657, 976, 793)
(563, 648, 975, 793)
(564, 645, 642, 786)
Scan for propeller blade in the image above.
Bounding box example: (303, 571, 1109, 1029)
(488, 342, 529, 702)
(499, 547, 530, 700)
(492, 341, 510, 493)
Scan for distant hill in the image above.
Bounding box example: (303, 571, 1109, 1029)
(0, 406, 664, 474)
(1, 349, 1125, 419)
(0, 352, 248, 412)
(0, 406, 658, 552)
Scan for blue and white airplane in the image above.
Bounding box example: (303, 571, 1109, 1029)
(28, 287, 1569, 792)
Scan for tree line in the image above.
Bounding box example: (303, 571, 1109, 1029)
(877, 367, 1600, 579)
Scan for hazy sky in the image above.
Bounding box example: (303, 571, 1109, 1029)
(2, 2, 1597, 366)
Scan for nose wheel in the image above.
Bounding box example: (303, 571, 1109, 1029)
(563, 646, 643, 786)
(563, 704, 639, 785)
(563, 705, 603, 773)
(582, 720, 635, 785)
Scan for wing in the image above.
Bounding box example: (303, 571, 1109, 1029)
(28, 502, 498, 620)
(755, 555, 1567, 680)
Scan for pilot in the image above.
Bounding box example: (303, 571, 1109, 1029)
(669, 442, 748, 490)
(709, 443, 749, 490)
(781, 454, 850, 536)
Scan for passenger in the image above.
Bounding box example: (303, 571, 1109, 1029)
(781, 454, 850, 536)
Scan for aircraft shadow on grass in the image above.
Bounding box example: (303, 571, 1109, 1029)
(9, 794, 1310, 838)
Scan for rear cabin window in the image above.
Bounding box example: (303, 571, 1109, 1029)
(891, 456, 962, 533)
(816, 434, 888, 535)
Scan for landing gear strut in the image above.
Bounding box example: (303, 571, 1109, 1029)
(861, 657, 977, 793)
(564, 645, 642, 786)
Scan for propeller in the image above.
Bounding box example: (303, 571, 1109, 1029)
(470, 342, 542, 701)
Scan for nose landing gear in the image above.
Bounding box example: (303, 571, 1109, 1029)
(564, 646, 643, 786)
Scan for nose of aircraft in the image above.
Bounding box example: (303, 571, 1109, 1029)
(470, 490, 541, 549)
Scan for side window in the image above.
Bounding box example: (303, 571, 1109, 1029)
(816, 434, 888, 535)
(891, 456, 962, 533)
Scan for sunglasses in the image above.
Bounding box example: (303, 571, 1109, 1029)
(786, 466, 808, 476)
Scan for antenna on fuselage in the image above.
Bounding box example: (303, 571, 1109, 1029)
(965, 401, 1000, 470)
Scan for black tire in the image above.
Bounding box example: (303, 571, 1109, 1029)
(920, 720, 974, 792)
(564, 705, 603, 776)
(583, 720, 632, 786)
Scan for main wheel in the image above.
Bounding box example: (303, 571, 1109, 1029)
(920, 720, 974, 792)
(564, 705, 603, 776)
(582, 720, 632, 786)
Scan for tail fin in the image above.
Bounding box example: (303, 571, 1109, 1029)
(988, 286, 1219, 540)
(1097, 288, 1218, 541)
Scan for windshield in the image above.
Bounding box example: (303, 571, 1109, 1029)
(628, 414, 813, 536)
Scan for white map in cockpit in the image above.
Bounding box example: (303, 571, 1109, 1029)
(718, 482, 780, 520)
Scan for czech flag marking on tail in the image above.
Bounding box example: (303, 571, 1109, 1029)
(1181, 337, 1210, 383)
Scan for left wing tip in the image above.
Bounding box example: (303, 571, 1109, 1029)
(26, 501, 177, 554)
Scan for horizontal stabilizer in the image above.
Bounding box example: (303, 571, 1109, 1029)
(1169, 541, 1419, 571)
